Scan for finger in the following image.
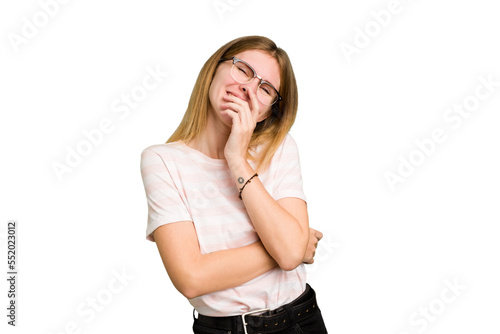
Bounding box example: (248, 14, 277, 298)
(221, 102, 245, 114)
(315, 230, 324, 241)
(224, 104, 253, 132)
(247, 88, 261, 122)
(223, 93, 251, 110)
(222, 99, 253, 129)
(220, 109, 240, 126)
(223, 94, 245, 107)
(242, 90, 257, 128)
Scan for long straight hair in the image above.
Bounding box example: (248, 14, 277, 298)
(166, 36, 298, 173)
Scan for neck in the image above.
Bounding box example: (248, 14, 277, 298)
(185, 109, 231, 160)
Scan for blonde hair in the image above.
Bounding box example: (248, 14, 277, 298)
(166, 35, 298, 173)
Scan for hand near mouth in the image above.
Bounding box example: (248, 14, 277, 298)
(220, 89, 262, 167)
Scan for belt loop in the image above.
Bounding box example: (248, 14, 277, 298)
(283, 303, 294, 325)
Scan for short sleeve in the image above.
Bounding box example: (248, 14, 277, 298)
(271, 134, 307, 203)
(140, 147, 192, 242)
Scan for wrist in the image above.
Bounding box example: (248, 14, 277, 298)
(227, 158, 256, 191)
(227, 156, 249, 177)
(226, 156, 246, 170)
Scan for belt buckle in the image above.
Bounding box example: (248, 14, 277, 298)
(241, 308, 270, 334)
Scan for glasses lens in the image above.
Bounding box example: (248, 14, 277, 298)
(230, 59, 279, 106)
(232, 61, 253, 83)
(258, 83, 278, 106)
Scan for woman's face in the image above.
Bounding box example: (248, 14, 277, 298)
(208, 49, 281, 127)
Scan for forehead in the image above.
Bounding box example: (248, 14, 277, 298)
(234, 50, 280, 90)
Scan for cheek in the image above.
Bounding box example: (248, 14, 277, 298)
(259, 103, 270, 112)
(208, 82, 216, 101)
(208, 81, 225, 110)
(262, 106, 272, 119)
(211, 68, 233, 89)
(208, 77, 221, 99)
(209, 77, 227, 100)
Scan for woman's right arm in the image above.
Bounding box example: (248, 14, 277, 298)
(153, 220, 278, 299)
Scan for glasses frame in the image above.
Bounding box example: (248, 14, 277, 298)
(219, 56, 283, 107)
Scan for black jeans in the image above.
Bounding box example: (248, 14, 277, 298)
(192, 284, 328, 334)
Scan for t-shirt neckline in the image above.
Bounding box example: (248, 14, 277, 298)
(177, 140, 229, 166)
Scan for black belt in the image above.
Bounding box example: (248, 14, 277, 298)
(195, 284, 319, 334)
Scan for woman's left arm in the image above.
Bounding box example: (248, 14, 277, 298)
(228, 158, 313, 271)
(221, 89, 321, 271)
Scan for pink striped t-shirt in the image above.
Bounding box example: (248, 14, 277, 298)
(140, 133, 307, 316)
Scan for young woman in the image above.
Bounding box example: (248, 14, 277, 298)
(140, 35, 328, 333)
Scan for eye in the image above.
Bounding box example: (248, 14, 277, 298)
(260, 85, 272, 96)
(238, 67, 248, 75)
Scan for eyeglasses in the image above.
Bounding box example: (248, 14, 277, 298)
(219, 57, 282, 106)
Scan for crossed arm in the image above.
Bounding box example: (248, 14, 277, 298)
(153, 161, 322, 300)
(154, 221, 276, 299)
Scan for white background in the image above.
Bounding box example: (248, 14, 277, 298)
(1, 0, 499, 333)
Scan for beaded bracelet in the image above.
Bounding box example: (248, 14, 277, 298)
(238, 173, 258, 200)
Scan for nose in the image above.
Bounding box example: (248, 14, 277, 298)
(240, 79, 259, 98)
